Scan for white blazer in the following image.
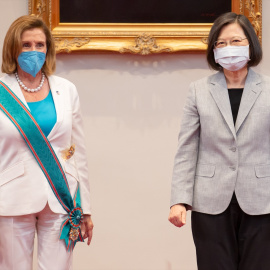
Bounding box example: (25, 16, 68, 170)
(0, 74, 91, 216)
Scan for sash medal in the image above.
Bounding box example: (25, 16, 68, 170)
(0, 80, 84, 251)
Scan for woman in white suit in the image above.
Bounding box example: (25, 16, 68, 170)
(168, 12, 270, 270)
(0, 15, 93, 269)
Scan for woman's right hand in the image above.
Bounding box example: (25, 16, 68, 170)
(168, 204, 187, 228)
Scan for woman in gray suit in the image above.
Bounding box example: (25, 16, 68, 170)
(168, 12, 268, 270)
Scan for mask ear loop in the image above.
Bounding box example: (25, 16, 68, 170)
(39, 48, 47, 75)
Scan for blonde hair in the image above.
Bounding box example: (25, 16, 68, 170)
(1, 15, 56, 76)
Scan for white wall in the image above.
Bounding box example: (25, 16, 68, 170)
(0, 1, 269, 269)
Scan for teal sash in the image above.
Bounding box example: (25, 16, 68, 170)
(0, 80, 84, 251)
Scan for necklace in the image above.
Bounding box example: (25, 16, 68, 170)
(15, 72, 45, 92)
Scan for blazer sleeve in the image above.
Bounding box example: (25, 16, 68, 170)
(170, 82, 200, 208)
(71, 86, 92, 215)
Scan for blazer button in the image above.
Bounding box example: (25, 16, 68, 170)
(231, 147, 237, 152)
(229, 166, 236, 171)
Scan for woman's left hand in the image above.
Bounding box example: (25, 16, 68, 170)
(80, 214, 94, 245)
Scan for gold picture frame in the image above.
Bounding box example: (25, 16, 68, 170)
(28, 0, 262, 55)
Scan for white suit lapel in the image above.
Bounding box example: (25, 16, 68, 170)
(235, 69, 262, 133)
(209, 71, 236, 139)
(47, 75, 64, 140)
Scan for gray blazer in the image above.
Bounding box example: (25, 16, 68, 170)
(171, 68, 270, 215)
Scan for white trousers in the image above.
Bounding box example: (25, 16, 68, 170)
(0, 203, 73, 270)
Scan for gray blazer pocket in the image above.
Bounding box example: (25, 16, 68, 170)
(0, 161, 24, 186)
(195, 164, 215, 178)
(255, 165, 270, 178)
(251, 106, 270, 115)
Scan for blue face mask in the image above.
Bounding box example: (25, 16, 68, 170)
(17, 51, 46, 77)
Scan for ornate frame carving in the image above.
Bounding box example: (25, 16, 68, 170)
(28, 0, 262, 55)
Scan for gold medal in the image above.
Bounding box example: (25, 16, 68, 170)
(61, 144, 75, 160)
(69, 227, 80, 241)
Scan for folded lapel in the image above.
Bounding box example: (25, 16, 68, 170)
(235, 69, 262, 133)
(47, 76, 64, 140)
(209, 71, 236, 139)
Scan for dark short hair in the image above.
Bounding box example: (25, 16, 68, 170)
(206, 12, 262, 71)
(2, 15, 56, 75)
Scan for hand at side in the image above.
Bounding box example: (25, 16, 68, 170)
(81, 215, 94, 245)
(168, 204, 187, 228)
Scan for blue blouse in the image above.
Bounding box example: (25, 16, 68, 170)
(28, 91, 57, 137)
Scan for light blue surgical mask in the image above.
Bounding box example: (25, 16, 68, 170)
(17, 51, 46, 77)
